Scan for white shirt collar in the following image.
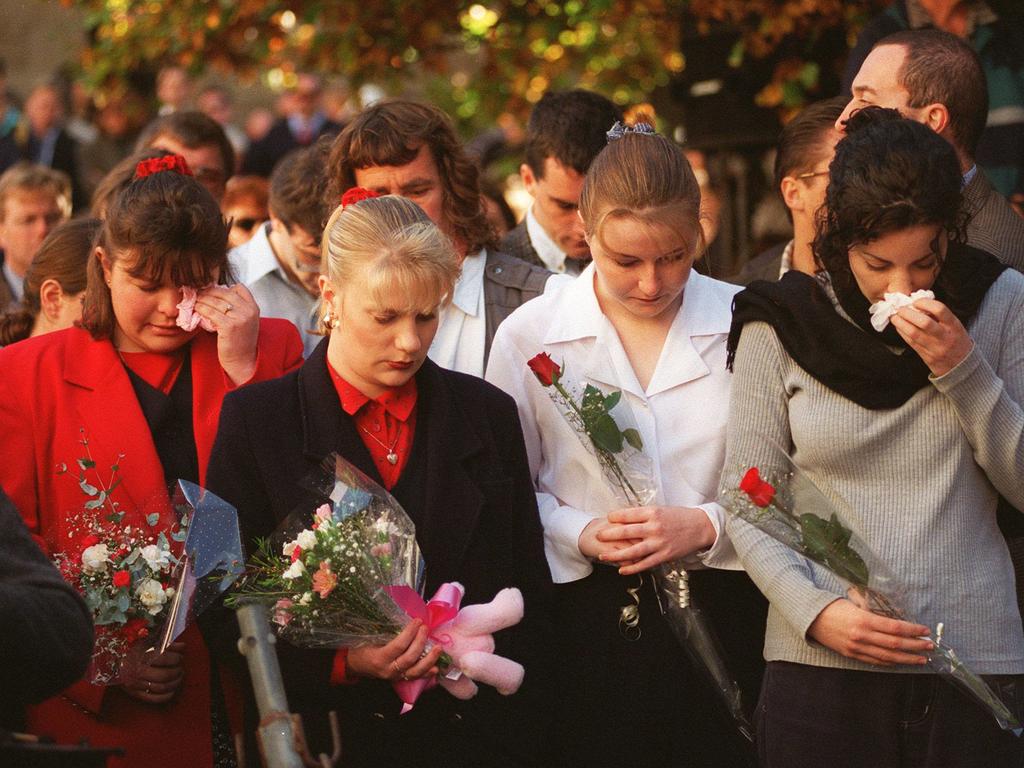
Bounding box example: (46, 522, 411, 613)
(228, 221, 280, 284)
(450, 248, 487, 316)
(962, 164, 979, 189)
(778, 239, 795, 279)
(525, 206, 570, 274)
(2, 260, 23, 302)
(544, 263, 734, 345)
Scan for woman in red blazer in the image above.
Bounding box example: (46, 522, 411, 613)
(0, 156, 303, 767)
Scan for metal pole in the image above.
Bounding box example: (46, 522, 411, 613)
(235, 603, 305, 768)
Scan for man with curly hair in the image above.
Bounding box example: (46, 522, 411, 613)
(328, 99, 567, 377)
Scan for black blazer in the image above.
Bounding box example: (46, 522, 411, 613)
(206, 341, 553, 767)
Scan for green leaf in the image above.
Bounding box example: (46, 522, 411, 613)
(603, 390, 621, 410)
(79, 480, 99, 496)
(84, 498, 104, 510)
(146, 513, 161, 527)
(77, 458, 97, 471)
(590, 413, 624, 453)
(798, 513, 869, 587)
(622, 428, 643, 451)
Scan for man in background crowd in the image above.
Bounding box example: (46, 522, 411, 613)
(733, 97, 844, 284)
(328, 99, 566, 376)
(0, 163, 70, 312)
(242, 74, 342, 178)
(136, 110, 234, 202)
(838, 28, 1024, 271)
(230, 142, 330, 357)
(503, 89, 622, 276)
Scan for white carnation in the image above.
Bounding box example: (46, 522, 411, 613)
(136, 578, 169, 615)
(282, 559, 306, 580)
(141, 544, 171, 572)
(296, 530, 317, 551)
(282, 540, 299, 558)
(81, 543, 110, 573)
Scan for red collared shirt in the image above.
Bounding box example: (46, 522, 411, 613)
(325, 363, 419, 684)
(326, 362, 418, 492)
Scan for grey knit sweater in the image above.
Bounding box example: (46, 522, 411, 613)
(723, 269, 1024, 674)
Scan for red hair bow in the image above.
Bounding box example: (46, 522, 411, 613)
(135, 154, 194, 180)
(340, 186, 381, 208)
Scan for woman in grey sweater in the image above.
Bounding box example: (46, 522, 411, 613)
(724, 107, 1024, 767)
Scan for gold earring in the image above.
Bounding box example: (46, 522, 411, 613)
(322, 307, 339, 330)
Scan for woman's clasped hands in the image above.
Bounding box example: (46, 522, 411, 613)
(580, 506, 717, 576)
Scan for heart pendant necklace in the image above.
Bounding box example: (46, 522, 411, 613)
(361, 425, 402, 465)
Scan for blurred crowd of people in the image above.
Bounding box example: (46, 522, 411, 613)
(0, 2, 1023, 767)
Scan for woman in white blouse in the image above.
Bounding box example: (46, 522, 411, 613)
(486, 125, 764, 768)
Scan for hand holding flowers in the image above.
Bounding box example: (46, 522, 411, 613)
(119, 640, 187, 704)
(346, 619, 445, 682)
(596, 506, 718, 576)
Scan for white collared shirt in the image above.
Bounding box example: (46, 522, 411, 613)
(525, 206, 584, 276)
(229, 222, 321, 357)
(2, 261, 23, 303)
(429, 249, 488, 377)
(486, 264, 742, 582)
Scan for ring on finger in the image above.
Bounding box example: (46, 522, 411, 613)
(392, 660, 404, 679)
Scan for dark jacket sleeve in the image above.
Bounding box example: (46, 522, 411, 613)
(0, 488, 93, 717)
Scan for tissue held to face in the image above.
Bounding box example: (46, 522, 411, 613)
(848, 223, 944, 305)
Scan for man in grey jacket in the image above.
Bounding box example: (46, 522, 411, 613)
(327, 99, 566, 377)
(838, 27, 1024, 272)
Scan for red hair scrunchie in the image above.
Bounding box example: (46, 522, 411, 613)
(340, 186, 381, 208)
(135, 154, 194, 180)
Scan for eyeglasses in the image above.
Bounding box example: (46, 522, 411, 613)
(795, 169, 829, 180)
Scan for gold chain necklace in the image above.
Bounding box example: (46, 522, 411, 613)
(360, 424, 401, 465)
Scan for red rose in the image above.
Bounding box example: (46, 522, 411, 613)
(80, 534, 100, 548)
(135, 154, 194, 179)
(112, 570, 131, 588)
(340, 186, 381, 208)
(527, 352, 561, 387)
(739, 467, 775, 507)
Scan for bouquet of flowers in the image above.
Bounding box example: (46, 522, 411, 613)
(228, 454, 525, 713)
(527, 352, 754, 739)
(53, 446, 187, 684)
(720, 448, 1021, 733)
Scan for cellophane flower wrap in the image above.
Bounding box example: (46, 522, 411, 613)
(720, 444, 1021, 734)
(51, 445, 188, 685)
(153, 481, 246, 654)
(227, 454, 421, 648)
(527, 353, 753, 739)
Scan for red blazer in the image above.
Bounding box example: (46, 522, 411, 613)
(0, 320, 302, 767)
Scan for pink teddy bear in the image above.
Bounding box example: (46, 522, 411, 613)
(434, 583, 525, 700)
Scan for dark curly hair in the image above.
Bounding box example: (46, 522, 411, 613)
(813, 106, 965, 290)
(82, 167, 230, 339)
(326, 99, 497, 254)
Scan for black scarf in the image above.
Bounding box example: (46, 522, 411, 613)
(726, 243, 1008, 410)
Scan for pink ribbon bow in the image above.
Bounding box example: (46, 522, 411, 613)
(384, 582, 462, 714)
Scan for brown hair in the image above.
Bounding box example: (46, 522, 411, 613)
(525, 89, 623, 177)
(319, 195, 460, 333)
(877, 29, 988, 158)
(222, 175, 269, 213)
(81, 168, 230, 339)
(326, 99, 497, 254)
(0, 162, 72, 221)
(579, 130, 704, 257)
(0, 217, 99, 345)
(269, 139, 332, 242)
(90, 148, 173, 219)
(136, 110, 235, 182)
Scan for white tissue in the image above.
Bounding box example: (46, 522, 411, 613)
(867, 290, 935, 332)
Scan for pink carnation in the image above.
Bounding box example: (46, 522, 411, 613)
(272, 598, 294, 627)
(312, 560, 338, 599)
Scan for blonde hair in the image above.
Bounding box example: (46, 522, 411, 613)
(0, 162, 72, 221)
(319, 195, 461, 333)
(578, 132, 704, 259)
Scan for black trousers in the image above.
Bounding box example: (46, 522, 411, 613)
(544, 566, 764, 768)
(757, 661, 1024, 768)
